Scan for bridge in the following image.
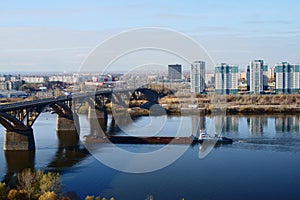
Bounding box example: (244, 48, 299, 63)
(0, 88, 159, 150)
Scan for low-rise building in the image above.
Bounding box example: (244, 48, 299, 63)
(22, 76, 49, 84)
(49, 74, 79, 84)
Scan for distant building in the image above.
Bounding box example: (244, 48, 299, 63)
(247, 60, 268, 94)
(275, 62, 300, 94)
(168, 64, 182, 81)
(239, 71, 247, 80)
(246, 65, 250, 91)
(0, 74, 23, 90)
(0, 90, 28, 98)
(49, 74, 79, 84)
(190, 61, 205, 93)
(215, 63, 238, 94)
(238, 70, 247, 86)
(22, 76, 49, 84)
(268, 67, 275, 80)
(205, 71, 215, 88)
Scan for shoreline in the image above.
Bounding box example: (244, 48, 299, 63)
(106, 105, 300, 117)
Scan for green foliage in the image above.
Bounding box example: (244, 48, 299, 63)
(39, 172, 61, 194)
(0, 182, 6, 200)
(38, 191, 58, 200)
(16, 169, 61, 200)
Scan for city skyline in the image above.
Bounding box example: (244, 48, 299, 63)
(0, 1, 300, 72)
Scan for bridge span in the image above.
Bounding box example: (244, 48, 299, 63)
(0, 88, 159, 150)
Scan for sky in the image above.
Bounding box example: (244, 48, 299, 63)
(0, 0, 300, 73)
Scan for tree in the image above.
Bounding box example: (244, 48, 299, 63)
(38, 191, 58, 200)
(7, 189, 28, 200)
(16, 169, 61, 200)
(0, 182, 6, 200)
(39, 172, 61, 195)
(85, 196, 95, 200)
(17, 169, 37, 200)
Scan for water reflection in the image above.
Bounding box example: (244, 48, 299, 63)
(2, 131, 89, 184)
(47, 131, 89, 172)
(2, 114, 300, 183)
(215, 115, 239, 133)
(189, 115, 300, 153)
(275, 116, 299, 133)
(87, 114, 155, 137)
(247, 117, 268, 134)
(191, 115, 206, 136)
(3, 150, 35, 184)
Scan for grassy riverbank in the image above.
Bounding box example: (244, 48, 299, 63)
(77, 94, 300, 116)
(159, 94, 300, 115)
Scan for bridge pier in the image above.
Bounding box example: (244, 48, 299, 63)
(4, 128, 35, 151)
(88, 107, 108, 132)
(56, 114, 80, 133)
(57, 130, 79, 147)
(56, 114, 80, 147)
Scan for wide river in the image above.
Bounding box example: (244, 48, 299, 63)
(1, 113, 300, 200)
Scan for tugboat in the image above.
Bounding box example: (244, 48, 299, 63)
(193, 130, 233, 144)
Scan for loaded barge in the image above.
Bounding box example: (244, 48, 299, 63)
(83, 134, 233, 144)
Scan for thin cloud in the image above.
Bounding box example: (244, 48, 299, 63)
(3, 46, 92, 53)
(243, 19, 291, 25)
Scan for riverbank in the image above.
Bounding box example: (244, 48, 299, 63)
(159, 94, 300, 115)
(31, 93, 300, 116)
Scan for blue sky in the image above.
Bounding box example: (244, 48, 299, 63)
(0, 0, 300, 72)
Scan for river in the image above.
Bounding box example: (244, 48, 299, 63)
(1, 113, 300, 200)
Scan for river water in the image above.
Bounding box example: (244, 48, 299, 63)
(1, 113, 300, 200)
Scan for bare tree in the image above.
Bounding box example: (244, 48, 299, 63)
(17, 168, 37, 200)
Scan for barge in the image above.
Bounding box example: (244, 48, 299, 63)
(83, 135, 233, 144)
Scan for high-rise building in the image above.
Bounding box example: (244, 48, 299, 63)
(168, 64, 182, 81)
(215, 63, 238, 94)
(190, 61, 205, 93)
(275, 62, 300, 94)
(247, 60, 268, 94)
(246, 65, 250, 91)
(205, 71, 215, 88)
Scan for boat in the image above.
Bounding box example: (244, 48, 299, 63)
(83, 129, 233, 144)
(193, 130, 233, 144)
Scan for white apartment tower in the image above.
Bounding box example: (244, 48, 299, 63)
(275, 62, 300, 94)
(190, 61, 205, 93)
(215, 63, 238, 94)
(247, 60, 268, 94)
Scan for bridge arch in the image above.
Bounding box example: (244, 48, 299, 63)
(0, 112, 28, 131)
(131, 88, 159, 103)
(0, 99, 81, 150)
